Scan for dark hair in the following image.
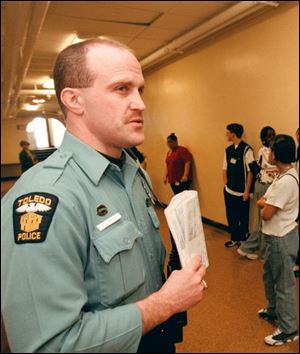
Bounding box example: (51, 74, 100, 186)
(260, 126, 275, 141)
(53, 37, 132, 116)
(270, 134, 296, 163)
(167, 133, 177, 141)
(226, 123, 243, 138)
(19, 140, 30, 147)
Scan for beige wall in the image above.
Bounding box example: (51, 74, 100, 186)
(141, 2, 299, 225)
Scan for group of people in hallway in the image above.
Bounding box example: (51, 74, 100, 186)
(164, 124, 299, 346)
(222, 124, 299, 346)
(1, 36, 298, 353)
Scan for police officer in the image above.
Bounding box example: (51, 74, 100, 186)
(1, 38, 206, 353)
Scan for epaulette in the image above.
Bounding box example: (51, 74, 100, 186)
(43, 151, 73, 169)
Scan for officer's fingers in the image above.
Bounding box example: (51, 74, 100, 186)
(186, 255, 202, 272)
(196, 264, 206, 279)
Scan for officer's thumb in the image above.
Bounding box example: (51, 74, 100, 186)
(187, 255, 202, 272)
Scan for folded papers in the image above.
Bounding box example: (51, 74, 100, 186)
(164, 190, 209, 268)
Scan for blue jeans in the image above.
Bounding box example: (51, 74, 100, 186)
(239, 180, 271, 257)
(263, 227, 299, 333)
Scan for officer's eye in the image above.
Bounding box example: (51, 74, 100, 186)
(116, 85, 129, 93)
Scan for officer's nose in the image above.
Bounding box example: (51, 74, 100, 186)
(129, 91, 146, 112)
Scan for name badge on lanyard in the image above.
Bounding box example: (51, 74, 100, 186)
(230, 158, 237, 164)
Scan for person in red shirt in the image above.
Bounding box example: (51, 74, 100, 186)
(164, 133, 193, 195)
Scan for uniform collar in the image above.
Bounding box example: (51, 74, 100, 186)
(59, 131, 138, 185)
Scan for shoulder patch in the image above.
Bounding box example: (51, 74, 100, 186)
(13, 193, 59, 244)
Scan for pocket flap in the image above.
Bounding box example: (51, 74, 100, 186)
(93, 221, 142, 263)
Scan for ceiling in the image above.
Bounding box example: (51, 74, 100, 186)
(1, 1, 284, 121)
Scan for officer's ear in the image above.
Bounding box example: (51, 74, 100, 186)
(60, 88, 84, 116)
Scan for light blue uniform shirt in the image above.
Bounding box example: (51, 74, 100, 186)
(1, 131, 166, 353)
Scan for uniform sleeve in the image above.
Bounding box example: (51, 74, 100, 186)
(1, 189, 142, 353)
(265, 178, 294, 209)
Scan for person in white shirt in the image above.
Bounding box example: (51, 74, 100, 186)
(257, 134, 299, 346)
(238, 126, 278, 260)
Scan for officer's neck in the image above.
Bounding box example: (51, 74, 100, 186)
(99, 151, 126, 169)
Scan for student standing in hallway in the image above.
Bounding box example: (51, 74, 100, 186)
(258, 134, 299, 346)
(237, 126, 278, 260)
(223, 123, 254, 248)
(164, 133, 193, 195)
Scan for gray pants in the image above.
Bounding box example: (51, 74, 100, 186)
(263, 228, 299, 334)
(239, 180, 271, 257)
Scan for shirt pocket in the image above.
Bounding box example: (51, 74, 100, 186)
(92, 220, 146, 307)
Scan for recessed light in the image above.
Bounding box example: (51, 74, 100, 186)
(42, 78, 54, 89)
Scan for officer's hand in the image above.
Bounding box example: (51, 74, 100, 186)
(159, 255, 206, 314)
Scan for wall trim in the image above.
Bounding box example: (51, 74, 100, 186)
(201, 217, 229, 232)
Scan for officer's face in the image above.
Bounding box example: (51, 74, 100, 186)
(79, 45, 146, 156)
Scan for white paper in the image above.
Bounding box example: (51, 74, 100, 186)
(164, 190, 209, 269)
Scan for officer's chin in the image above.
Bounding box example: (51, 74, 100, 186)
(125, 133, 145, 148)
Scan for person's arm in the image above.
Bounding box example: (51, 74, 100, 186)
(164, 153, 169, 184)
(180, 148, 192, 182)
(257, 197, 267, 208)
(164, 167, 168, 184)
(222, 170, 228, 186)
(222, 152, 228, 186)
(181, 161, 191, 182)
(243, 148, 254, 201)
(261, 204, 279, 221)
(243, 171, 253, 201)
(137, 256, 206, 334)
(258, 197, 279, 220)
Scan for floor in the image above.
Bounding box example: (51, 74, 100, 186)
(156, 208, 299, 353)
(1, 181, 299, 353)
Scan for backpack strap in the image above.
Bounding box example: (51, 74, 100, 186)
(282, 173, 299, 185)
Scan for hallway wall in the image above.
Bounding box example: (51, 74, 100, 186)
(141, 2, 299, 225)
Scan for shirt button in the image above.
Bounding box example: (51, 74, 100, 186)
(123, 237, 131, 245)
